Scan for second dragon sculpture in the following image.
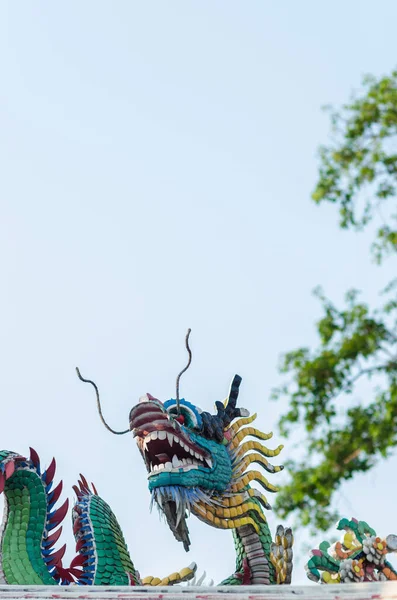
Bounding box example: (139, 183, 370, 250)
(306, 517, 397, 584)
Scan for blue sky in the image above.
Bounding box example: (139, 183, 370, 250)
(1, 1, 397, 585)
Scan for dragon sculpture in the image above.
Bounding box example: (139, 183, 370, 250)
(129, 373, 293, 585)
(0, 331, 293, 586)
(306, 517, 397, 584)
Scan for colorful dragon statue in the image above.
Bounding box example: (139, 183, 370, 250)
(306, 517, 397, 584)
(128, 373, 293, 585)
(0, 332, 293, 586)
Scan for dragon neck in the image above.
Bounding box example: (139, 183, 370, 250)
(214, 493, 275, 585)
(188, 411, 284, 585)
(233, 517, 275, 584)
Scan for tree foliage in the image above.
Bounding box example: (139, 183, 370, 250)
(274, 70, 397, 534)
(312, 69, 397, 262)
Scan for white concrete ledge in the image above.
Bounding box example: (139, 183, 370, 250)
(0, 583, 395, 600)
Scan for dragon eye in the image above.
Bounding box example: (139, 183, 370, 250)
(163, 399, 202, 430)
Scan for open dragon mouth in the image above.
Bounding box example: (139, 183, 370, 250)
(129, 395, 212, 478)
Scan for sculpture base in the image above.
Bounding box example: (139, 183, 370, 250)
(0, 583, 396, 600)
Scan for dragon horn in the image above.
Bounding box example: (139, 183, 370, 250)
(215, 374, 249, 428)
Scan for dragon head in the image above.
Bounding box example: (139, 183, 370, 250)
(77, 333, 285, 558)
(129, 375, 284, 551)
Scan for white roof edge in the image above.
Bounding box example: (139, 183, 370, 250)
(0, 582, 396, 600)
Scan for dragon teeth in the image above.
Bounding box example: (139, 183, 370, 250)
(148, 454, 209, 476)
(143, 429, 212, 473)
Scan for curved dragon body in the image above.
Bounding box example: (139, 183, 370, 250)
(0, 373, 292, 586)
(0, 449, 141, 585)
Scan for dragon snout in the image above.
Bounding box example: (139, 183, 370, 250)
(129, 397, 168, 435)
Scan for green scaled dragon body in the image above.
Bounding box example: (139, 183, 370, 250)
(0, 373, 293, 586)
(0, 449, 141, 585)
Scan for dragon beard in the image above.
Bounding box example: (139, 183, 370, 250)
(150, 485, 218, 551)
